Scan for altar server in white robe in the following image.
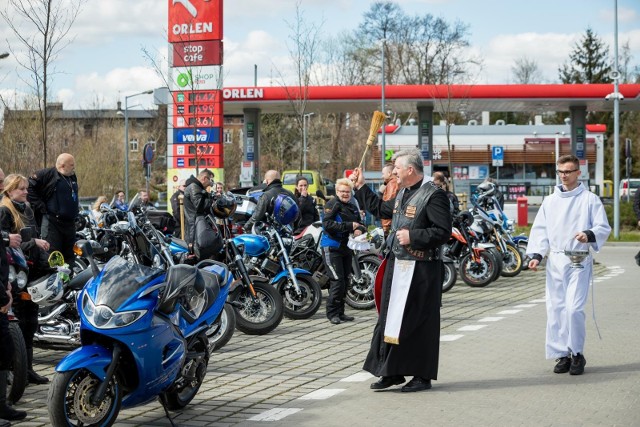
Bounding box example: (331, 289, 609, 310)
(527, 154, 610, 376)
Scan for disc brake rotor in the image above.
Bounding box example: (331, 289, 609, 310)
(72, 375, 113, 424)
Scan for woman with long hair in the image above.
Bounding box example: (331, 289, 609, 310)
(91, 195, 108, 223)
(0, 174, 50, 385)
(294, 176, 319, 234)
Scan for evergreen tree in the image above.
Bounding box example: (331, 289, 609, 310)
(559, 28, 612, 84)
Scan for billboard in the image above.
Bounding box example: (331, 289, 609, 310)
(168, 0, 223, 43)
(171, 40, 223, 67)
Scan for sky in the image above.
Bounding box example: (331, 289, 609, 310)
(0, 0, 639, 111)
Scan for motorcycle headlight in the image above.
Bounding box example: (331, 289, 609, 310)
(82, 293, 146, 329)
(16, 271, 28, 290)
(8, 266, 16, 285)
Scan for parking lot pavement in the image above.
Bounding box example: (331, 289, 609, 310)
(14, 246, 640, 426)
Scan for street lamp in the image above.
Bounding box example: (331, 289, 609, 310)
(303, 112, 314, 170)
(380, 38, 386, 172)
(611, 0, 621, 239)
(119, 90, 153, 203)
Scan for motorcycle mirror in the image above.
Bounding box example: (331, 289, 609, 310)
(315, 190, 326, 201)
(77, 240, 101, 278)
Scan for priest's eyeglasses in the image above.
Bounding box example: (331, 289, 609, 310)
(556, 169, 579, 176)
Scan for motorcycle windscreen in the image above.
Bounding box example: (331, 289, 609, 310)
(94, 256, 164, 311)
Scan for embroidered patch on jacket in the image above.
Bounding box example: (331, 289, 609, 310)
(405, 205, 417, 218)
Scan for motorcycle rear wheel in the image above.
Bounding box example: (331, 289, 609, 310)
(346, 255, 380, 310)
(206, 303, 236, 352)
(279, 275, 322, 320)
(232, 278, 283, 335)
(442, 262, 457, 293)
(48, 368, 121, 427)
(459, 251, 496, 287)
(486, 247, 503, 282)
(163, 339, 208, 410)
(7, 322, 27, 404)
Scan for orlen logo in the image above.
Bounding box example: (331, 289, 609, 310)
(222, 88, 264, 99)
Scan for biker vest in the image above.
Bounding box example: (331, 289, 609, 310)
(390, 182, 440, 262)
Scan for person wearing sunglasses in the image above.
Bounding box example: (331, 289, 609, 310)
(527, 154, 611, 376)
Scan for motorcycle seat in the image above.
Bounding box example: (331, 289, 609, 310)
(170, 236, 189, 248)
(67, 268, 93, 291)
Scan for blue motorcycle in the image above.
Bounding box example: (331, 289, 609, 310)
(47, 239, 231, 427)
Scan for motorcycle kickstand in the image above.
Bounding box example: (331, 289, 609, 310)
(158, 394, 178, 427)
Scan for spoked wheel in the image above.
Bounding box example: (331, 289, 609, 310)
(500, 242, 523, 277)
(279, 275, 322, 320)
(346, 256, 380, 310)
(163, 340, 208, 410)
(231, 278, 283, 335)
(206, 304, 236, 352)
(7, 322, 27, 404)
(517, 241, 530, 270)
(486, 247, 503, 282)
(459, 251, 497, 287)
(442, 262, 457, 293)
(48, 369, 121, 427)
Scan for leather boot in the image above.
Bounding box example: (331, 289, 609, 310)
(26, 348, 48, 385)
(0, 371, 27, 422)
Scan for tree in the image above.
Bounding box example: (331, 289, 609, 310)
(511, 56, 543, 84)
(559, 28, 611, 84)
(1, 0, 86, 168)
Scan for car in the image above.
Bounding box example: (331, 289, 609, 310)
(282, 170, 332, 199)
(619, 178, 640, 200)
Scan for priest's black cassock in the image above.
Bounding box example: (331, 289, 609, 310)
(355, 180, 452, 380)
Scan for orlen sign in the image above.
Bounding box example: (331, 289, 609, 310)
(170, 66, 220, 90)
(168, 0, 223, 43)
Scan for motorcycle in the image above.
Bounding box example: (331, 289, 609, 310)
(5, 309, 27, 405)
(239, 217, 323, 319)
(48, 231, 231, 426)
(287, 221, 382, 309)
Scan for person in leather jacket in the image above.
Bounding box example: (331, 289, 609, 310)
(183, 169, 214, 246)
(244, 170, 296, 231)
(294, 176, 319, 234)
(0, 174, 51, 385)
(321, 178, 365, 325)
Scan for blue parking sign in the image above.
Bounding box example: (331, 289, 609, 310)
(492, 146, 504, 167)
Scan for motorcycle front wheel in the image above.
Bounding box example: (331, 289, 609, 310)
(442, 261, 457, 293)
(48, 368, 122, 427)
(279, 274, 322, 320)
(206, 303, 236, 352)
(231, 278, 283, 335)
(459, 251, 497, 288)
(7, 322, 27, 404)
(499, 242, 523, 277)
(346, 255, 380, 310)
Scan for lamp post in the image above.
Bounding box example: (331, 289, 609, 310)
(303, 112, 314, 170)
(122, 90, 153, 203)
(381, 38, 386, 172)
(611, 0, 621, 239)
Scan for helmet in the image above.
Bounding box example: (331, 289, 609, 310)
(212, 194, 237, 218)
(27, 268, 69, 306)
(272, 193, 299, 225)
(476, 182, 496, 197)
(75, 214, 88, 231)
(455, 210, 475, 227)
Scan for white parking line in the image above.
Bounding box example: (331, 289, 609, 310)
(298, 389, 345, 400)
(497, 309, 522, 315)
(514, 304, 537, 308)
(457, 325, 487, 332)
(441, 334, 464, 341)
(340, 372, 374, 382)
(249, 408, 303, 421)
(478, 317, 505, 322)
(530, 299, 546, 303)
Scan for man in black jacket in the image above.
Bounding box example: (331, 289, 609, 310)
(183, 170, 214, 246)
(28, 153, 79, 263)
(244, 170, 296, 231)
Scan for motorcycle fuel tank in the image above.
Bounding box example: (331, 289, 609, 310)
(232, 234, 270, 257)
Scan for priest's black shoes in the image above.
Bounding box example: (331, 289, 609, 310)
(370, 375, 405, 390)
(401, 376, 432, 392)
(339, 314, 354, 322)
(329, 316, 341, 325)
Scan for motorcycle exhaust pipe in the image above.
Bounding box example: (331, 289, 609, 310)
(34, 333, 79, 343)
(38, 304, 68, 323)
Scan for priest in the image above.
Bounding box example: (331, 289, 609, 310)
(351, 148, 452, 392)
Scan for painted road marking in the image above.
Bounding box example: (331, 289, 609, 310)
(441, 334, 464, 341)
(298, 389, 345, 400)
(530, 299, 546, 303)
(340, 372, 374, 382)
(249, 408, 303, 421)
(457, 325, 487, 332)
(478, 317, 505, 322)
(514, 304, 537, 308)
(497, 309, 522, 315)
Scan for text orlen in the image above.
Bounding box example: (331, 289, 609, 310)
(172, 22, 214, 37)
(222, 88, 264, 99)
